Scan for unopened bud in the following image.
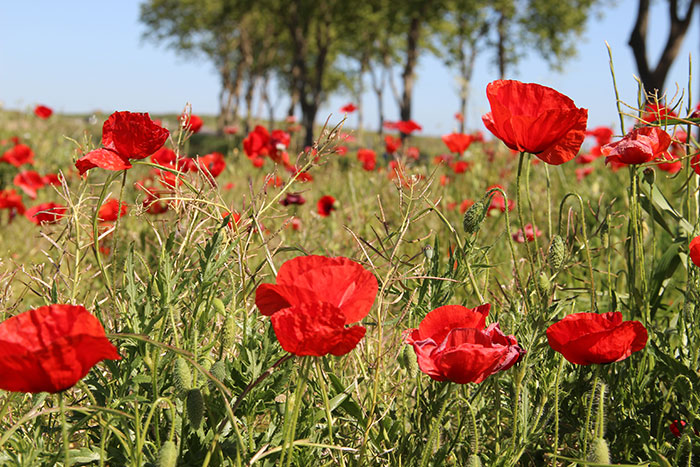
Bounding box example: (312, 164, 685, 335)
(463, 200, 486, 234)
(401, 345, 419, 377)
(466, 454, 483, 467)
(158, 440, 178, 467)
(587, 438, 610, 464)
(423, 245, 434, 260)
(548, 235, 565, 271)
(173, 357, 192, 397)
(538, 272, 551, 296)
(186, 388, 204, 430)
(643, 167, 655, 185)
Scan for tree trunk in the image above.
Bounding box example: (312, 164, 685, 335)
(629, 0, 695, 96)
(399, 15, 423, 128)
(497, 12, 507, 79)
(244, 76, 255, 134)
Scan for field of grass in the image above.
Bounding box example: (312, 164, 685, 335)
(0, 82, 698, 467)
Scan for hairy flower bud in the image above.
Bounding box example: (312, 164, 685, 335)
(463, 200, 486, 234)
(173, 357, 192, 397)
(587, 438, 610, 464)
(186, 388, 204, 430)
(158, 440, 178, 467)
(548, 235, 565, 271)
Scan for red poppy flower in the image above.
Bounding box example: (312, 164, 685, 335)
(442, 133, 473, 155)
(76, 111, 169, 174)
(222, 210, 242, 229)
(357, 148, 377, 171)
(34, 105, 53, 119)
(150, 147, 178, 166)
(280, 193, 306, 206)
(0, 304, 120, 393)
(98, 198, 128, 222)
(0, 189, 26, 215)
(223, 125, 239, 135)
(452, 161, 471, 174)
(335, 145, 348, 156)
(670, 420, 687, 438)
(383, 121, 399, 130)
(656, 152, 682, 174)
(340, 103, 357, 113)
(486, 185, 514, 215)
(25, 202, 67, 225)
(384, 135, 402, 154)
(13, 171, 47, 199)
(641, 103, 676, 123)
(317, 195, 336, 217)
(406, 146, 420, 160)
(454, 112, 464, 122)
(255, 255, 378, 356)
(689, 236, 700, 267)
(1, 143, 35, 167)
(396, 120, 422, 135)
(482, 80, 588, 165)
(459, 199, 474, 214)
(575, 167, 594, 181)
(244, 125, 271, 158)
(434, 154, 454, 165)
(546, 312, 648, 365)
(405, 304, 525, 384)
(181, 114, 203, 133)
(512, 223, 542, 243)
(194, 152, 226, 179)
(586, 126, 614, 146)
(603, 127, 671, 166)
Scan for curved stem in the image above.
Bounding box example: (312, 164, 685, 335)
(59, 392, 71, 467)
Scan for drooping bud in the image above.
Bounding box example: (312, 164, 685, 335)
(548, 235, 565, 271)
(173, 357, 192, 397)
(212, 298, 226, 316)
(587, 438, 610, 464)
(186, 388, 204, 430)
(463, 200, 486, 235)
(158, 440, 178, 467)
(643, 167, 655, 185)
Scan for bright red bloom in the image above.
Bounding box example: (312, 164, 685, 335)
(512, 223, 542, 243)
(181, 114, 203, 133)
(459, 199, 474, 214)
(452, 161, 471, 174)
(670, 420, 687, 438)
(335, 145, 348, 156)
(546, 312, 648, 365)
(406, 146, 420, 160)
(255, 255, 378, 356)
(486, 185, 514, 215)
(34, 105, 53, 119)
(75, 111, 169, 174)
(13, 171, 47, 199)
(405, 304, 525, 384)
(656, 152, 682, 174)
(642, 103, 677, 123)
(603, 127, 671, 166)
(357, 148, 377, 171)
(223, 125, 239, 135)
(0, 189, 26, 215)
(689, 236, 700, 267)
(442, 133, 473, 155)
(396, 120, 422, 135)
(340, 103, 357, 113)
(385, 135, 402, 154)
(1, 143, 35, 167)
(482, 80, 588, 165)
(98, 198, 128, 222)
(194, 152, 226, 179)
(150, 147, 178, 166)
(0, 304, 120, 393)
(222, 210, 242, 229)
(244, 126, 271, 158)
(586, 126, 614, 146)
(575, 166, 594, 181)
(25, 202, 67, 225)
(317, 195, 336, 217)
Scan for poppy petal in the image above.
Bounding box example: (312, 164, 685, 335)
(76, 148, 132, 175)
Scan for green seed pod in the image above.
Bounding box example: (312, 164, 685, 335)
(173, 357, 192, 397)
(466, 454, 482, 467)
(463, 200, 486, 235)
(209, 360, 227, 391)
(222, 313, 236, 349)
(423, 245, 434, 260)
(587, 438, 610, 464)
(643, 167, 655, 185)
(186, 388, 204, 430)
(212, 298, 226, 316)
(158, 440, 178, 467)
(401, 345, 419, 378)
(548, 235, 565, 271)
(538, 272, 551, 296)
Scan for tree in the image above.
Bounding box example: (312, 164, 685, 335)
(628, 0, 696, 97)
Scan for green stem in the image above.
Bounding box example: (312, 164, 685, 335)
(280, 357, 310, 467)
(524, 154, 542, 267)
(545, 165, 553, 239)
(59, 392, 71, 467)
(420, 385, 453, 467)
(315, 360, 346, 467)
(516, 152, 541, 302)
(553, 357, 565, 459)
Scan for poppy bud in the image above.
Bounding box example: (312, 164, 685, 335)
(212, 298, 226, 316)
(600, 217, 609, 249)
(643, 167, 655, 185)
(538, 272, 551, 296)
(222, 313, 237, 349)
(463, 200, 486, 234)
(587, 438, 610, 464)
(548, 235, 565, 271)
(466, 455, 482, 467)
(158, 440, 178, 467)
(186, 388, 204, 430)
(401, 345, 419, 377)
(173, 357, 192, 397)
(423, 245, 434, 260)
(209, 360, 227, 391)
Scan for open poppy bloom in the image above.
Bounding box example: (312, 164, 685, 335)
(0, 304, 121, 393)
(98, 198, 128, 222)
(75, 111, 170, 174)
(512, 223, 542, 243)
(357, 148, 377, 171)
(255, 255, 378, 356)
(1, 143, 35, 167)
(384, 135, 402, 154)
(482, 80, 588, 165)
(25, 202, 67, 225)
(405, 304, 525, 384)
(689, 236, 700, 267)
(317, 195, 336, 217)
(546, 312, 648, 365)
(34, 105, 53, 119)
(340, 103, 357, 113)
(13, 171, 47, 199)
(0, 189, 26, 216)
(603, 127, 671, 166)
(180, 113, 203, 133)
(442, 133, 473, 155)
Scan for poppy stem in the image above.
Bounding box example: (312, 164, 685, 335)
(419, 384, 454, 467)
(516, 152, 542, 303)
(280, 357, 310, 467)
(552, 356, 565, 459)
(524, 154, 542, 267)
(58, 392, 71, 467)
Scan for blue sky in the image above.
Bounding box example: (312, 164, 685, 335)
(1, 1, 698, 136)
